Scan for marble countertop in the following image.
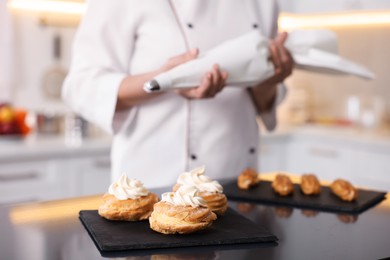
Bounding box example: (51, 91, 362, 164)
(0, 134, 112, 163)
(1, 124, 390, 162)
(262, 124, 390, 151)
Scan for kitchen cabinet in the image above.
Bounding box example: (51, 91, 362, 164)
(0, 155, 111, 204)
(64, 155, 111, 197)
(258, 135, 289, 172)
(0, 159, 70, 204)
(354, 150, 390, 191)
(259, 126, 390, 191)
(278, 0, 390, 13)
(285, 136, 358, 182)
(0, 136, 111, 204)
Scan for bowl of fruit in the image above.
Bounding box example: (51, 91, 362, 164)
(0, 102, 31, 138)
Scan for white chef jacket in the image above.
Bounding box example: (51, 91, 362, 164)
(62, 0, 287, 188)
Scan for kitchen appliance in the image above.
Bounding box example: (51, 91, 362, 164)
(42, 33, 67, 100)
(36, 111, 64, 135)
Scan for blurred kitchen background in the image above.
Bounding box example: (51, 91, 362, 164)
(0, 0, 389, 204)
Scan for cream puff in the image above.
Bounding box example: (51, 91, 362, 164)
(330, 179, 358, 202)
(173, 166, 227, 215)
(149, 185, 217, 234)
(98, 174, 159, 221)
(237, 168, 259, 190)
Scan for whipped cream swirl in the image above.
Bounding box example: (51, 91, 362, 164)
(161, 185, 207, 208)
(177, 166, 223, 193)
(108, 174, 150, 200)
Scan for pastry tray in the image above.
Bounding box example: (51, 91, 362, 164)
(223, 180, 387, 214)
(79, 207, 277, 255)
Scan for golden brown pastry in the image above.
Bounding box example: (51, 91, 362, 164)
(330, 179, 358, 202)
(237, 168, 259, 190)
(300, 174, 321, 195)
(198, 191, 227, 216)
(173, 166, 227, 215)
(98, 174, 159, 221)
(272, 174, 294, 196)
(149, 186, 217, 234)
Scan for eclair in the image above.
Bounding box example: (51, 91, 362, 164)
(300, 174, 321, 195)
(272, 174, 294, 196)
(237, 168, 259, 190)
(330, 179, 358, 202)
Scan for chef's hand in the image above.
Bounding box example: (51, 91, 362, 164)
(250, 32, 294, 113)
(266, 32, 294, 85)
(161, 49, 228, 99)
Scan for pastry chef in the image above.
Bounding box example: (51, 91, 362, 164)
(62, 0, 294, 188)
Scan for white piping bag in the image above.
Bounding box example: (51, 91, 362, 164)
(144, 32, 273, 92)
(144, 29, 375, 93)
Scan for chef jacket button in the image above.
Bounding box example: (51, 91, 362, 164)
(252, 23, 258, 29)
(249, 147, 256, 154)
(187, 23, 194, 29)
(190, 154, 197, 160)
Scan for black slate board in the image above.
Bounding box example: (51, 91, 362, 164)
(79, 207, 277, 254)
(223, 180, 387, 214)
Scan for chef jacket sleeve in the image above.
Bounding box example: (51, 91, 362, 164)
(257, 0, 288, 131)
(258, 83, 287, 131)
(62, 0, 138, 135)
